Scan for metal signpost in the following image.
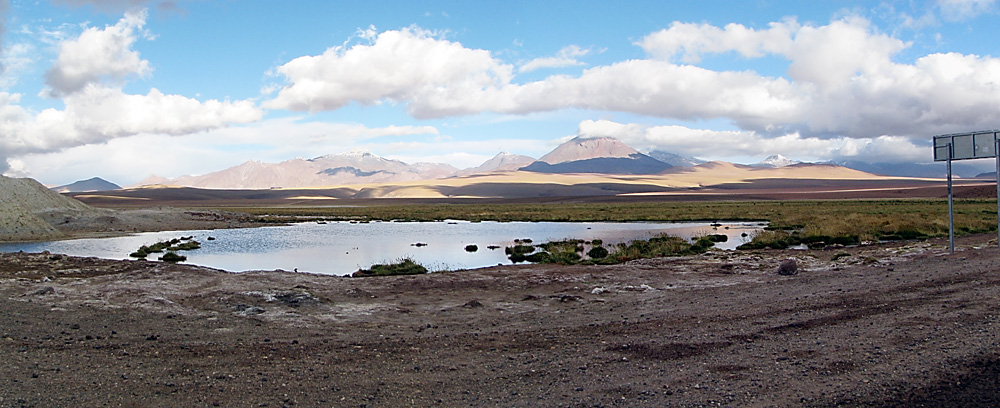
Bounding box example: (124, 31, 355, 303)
(933, 130, 1000, 254)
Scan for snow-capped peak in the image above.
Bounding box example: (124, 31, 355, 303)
(340, 149, 374, 158)
(754, 154, 800, 168)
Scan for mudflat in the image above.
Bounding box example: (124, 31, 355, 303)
(2, 234, 999, 406)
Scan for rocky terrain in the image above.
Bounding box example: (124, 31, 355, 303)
(0, 175, 100, 241)
(2, 234, 999, 406)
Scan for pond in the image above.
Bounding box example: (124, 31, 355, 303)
(0, 220, 763, 276)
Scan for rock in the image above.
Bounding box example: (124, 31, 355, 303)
(272, 292, 318, 307)
(29, 286, 55, 296)
(554, 294, 582, 302)
(462, 299, 483, 308)
(346, 288, 376, 298)
(235, 304, 266, 316)
(777, 259, 798, 276)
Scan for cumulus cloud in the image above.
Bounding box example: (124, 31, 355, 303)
(638, 16, 906, 87)
(44, 9, 151, 96)
(636, 20, 797, 63)
(937, 0, 996, 21)
(265, 26, 513, 113)
(519, 45, 592, 73)
(1, 9, 263, 174)
(266, 20, 984, 139)
(577, 119, 928, 164)
(260, 17, 1000, 165)
(0, 86, 260, 156)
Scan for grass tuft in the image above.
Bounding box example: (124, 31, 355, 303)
(353, 258, 429, 277)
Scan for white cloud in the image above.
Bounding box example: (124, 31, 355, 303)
(0, 9, 264, 174)
(0, 86, 261, 156)
(636, 20, 798, 63)
(260, 18, 1000, 165)
(0, 42, 38, 89)
(265, 26, 514, 113)
(44, 9, 152, 96)
(519, 45, 592, 73)
(637, 16, 906, 87)
(937, 0, 996, 21)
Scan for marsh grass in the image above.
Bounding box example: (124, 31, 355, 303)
(130, 237, 201, 259)
(217, 199, 997, 250)
(353, 258, 428, 277)
(158, 252, 186, 263)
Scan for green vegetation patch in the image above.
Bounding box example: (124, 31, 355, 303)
(353, 258, 429, 277)
(508, 233, 721, 266)
(158, 252, 187, 263)
(130, 236, 202, 260)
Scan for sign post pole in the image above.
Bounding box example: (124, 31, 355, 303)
(947, 142, 955, 254)
(996, 136, 1000, 248)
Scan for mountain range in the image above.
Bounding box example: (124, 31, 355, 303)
(84, 136, 978, 190)
(135, 136, 680, 189)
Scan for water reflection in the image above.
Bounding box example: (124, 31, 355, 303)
(0, 221, 762, 276)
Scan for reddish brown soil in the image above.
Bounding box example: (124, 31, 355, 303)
(3, 234, 1000, 406)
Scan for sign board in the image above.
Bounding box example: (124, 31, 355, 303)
(934, 131, 999, 161)
(932, 130, 1000, 254)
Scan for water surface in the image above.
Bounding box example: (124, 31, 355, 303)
(0, 221, 762, 275)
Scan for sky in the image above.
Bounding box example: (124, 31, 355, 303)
(2, 0, 1000, 186)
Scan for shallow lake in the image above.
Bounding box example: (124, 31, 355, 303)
(0, 221, 763, 276)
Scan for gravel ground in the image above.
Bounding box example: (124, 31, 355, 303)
(2, 235, 1000, 407)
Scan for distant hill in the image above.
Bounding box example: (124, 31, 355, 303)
(52, 177, 121, 193)
(459, 152, 536, 175)
(827, 160, 987, 179)
(643, 150, 705, 168)
(83, 159, 955, 203)
(521, 154, 672, 175)
(521, 137, 672, 175)
(135, 150, 459, 189)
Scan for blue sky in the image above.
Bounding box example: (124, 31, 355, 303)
(2, 0, 1000, 185)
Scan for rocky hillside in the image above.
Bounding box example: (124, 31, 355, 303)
(0, 176, 97, 241)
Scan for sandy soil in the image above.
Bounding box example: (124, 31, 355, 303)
(2, 234, 1000, 407)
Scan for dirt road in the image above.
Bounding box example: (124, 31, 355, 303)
(2, 235, 999, 407)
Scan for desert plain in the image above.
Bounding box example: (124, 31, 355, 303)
(2, 169, 1000, 407)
